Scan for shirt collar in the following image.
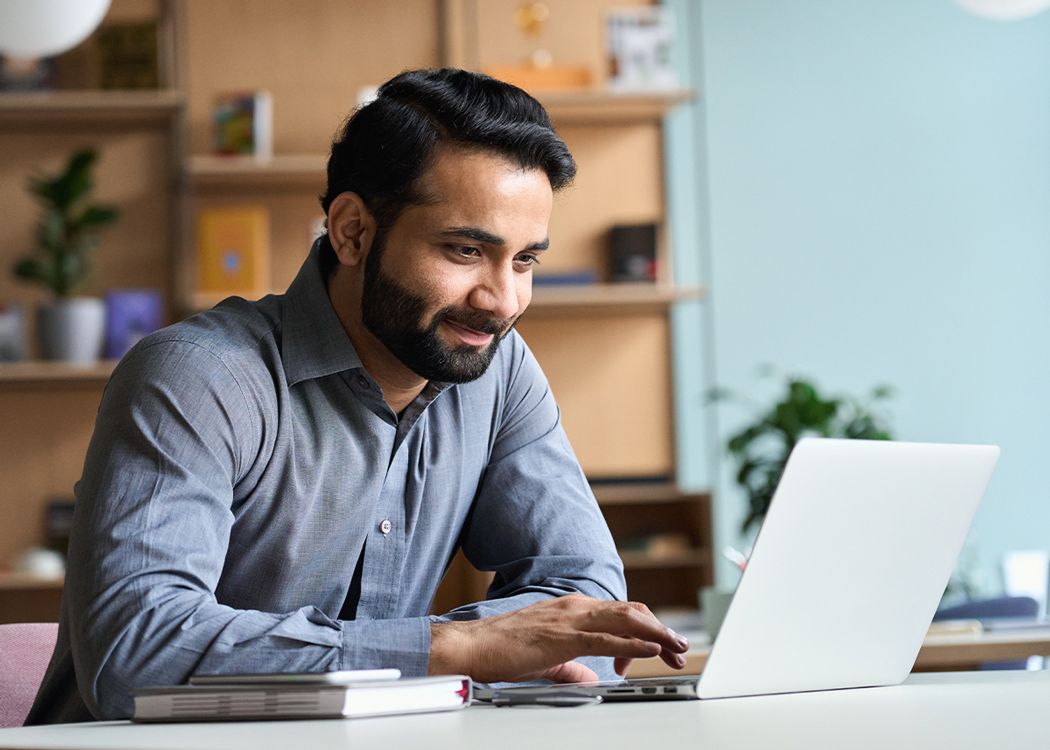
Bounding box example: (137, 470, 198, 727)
(280, 239, 365, 387)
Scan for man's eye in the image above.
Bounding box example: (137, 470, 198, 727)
(516, 254, 541, 267)
(451, 245, 480, 258)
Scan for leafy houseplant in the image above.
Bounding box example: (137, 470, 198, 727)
(716, 377, 894, 533)
(13, 148, 118, 362)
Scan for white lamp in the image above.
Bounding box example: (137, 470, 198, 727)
(955, 0, 1050, 20)
(0, 0, 112, 59)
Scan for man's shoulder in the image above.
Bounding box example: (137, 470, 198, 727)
(120, 296, 284, 386)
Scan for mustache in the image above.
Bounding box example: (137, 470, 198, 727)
(432, 306, 514, 337)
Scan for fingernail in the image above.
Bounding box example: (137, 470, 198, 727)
(677, 635, 689, 650)
(676, 653, 687, 667)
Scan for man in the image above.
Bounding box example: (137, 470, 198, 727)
(27, 69, 688, 723)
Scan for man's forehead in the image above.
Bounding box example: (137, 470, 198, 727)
(413, 147, 551, 204)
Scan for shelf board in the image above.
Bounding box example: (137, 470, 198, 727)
(0, 360, 118, 384)
(591, 482, 709, 506)
(536, 88, 696, 125)
(187, 154, 328, 187)
(0, 89, 184, 126)
(618, 549, 711, 570)
(527, 283, 705, 316)
(0, 572, 63, 590)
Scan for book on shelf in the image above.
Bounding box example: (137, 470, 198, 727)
(213, 91, 274, 158)
(532, 270, 599, 286)
(196, 206, 271, 296)
(131, 671, 472, 722)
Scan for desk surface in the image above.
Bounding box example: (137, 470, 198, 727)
(627, 625, 1050, 678)
(0, 671, 1046, 750)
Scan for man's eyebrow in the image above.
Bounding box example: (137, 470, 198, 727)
(442, 227, 505, 245)
(441, 228, 549, 251)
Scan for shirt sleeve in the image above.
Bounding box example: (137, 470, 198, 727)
(64, 338, 431, 720)
(429, 333, 628, 681)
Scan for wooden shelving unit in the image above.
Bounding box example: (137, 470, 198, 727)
(0, 0, 712, 621)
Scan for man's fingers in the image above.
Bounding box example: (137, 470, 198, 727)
(659, 650, 688, 669)
(613, 656, 633, 676)
(576, 631, 662, 659)
(577, 601, 690, 655)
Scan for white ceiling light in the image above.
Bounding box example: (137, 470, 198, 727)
(0, 0, 112, 59)
(955, 0, 1050, 19)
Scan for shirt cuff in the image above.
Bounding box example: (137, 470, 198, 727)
(341, 616, 432, 677)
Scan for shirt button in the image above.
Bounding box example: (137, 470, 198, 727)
(379, 520, 392, 534)
(357, 376, 370, 389)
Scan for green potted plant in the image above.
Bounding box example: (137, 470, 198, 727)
(13, 148, 118, 363)
(714, 376, 894, 533)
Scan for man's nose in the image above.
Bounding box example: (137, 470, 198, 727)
(469, 263, 520, 321)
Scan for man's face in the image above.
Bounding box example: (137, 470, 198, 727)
(360, 149, 553, 383)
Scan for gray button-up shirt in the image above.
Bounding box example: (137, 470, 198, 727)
(29, 244, 626, 722)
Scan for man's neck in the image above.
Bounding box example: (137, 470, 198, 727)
(327, 270, 427, 415)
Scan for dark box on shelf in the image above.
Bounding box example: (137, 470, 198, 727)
(608, 223, 658, 282)
(45, 500, 76, 557)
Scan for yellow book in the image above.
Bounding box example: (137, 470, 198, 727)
(196, 206, 270, 295)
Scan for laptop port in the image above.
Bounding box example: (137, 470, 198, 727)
(641, 687, 657, 694)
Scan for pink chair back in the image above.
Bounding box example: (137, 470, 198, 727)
(0, 623, 59, 728)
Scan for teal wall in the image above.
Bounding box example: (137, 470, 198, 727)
(693, 0, 1050, 591)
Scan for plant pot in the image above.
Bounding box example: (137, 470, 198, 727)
(36, 297, 106, 364)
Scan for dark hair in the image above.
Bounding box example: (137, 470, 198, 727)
(318, 68, 576, 271)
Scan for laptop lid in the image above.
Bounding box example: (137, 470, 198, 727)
(697, 437, 999, 699)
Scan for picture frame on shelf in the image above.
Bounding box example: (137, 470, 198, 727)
(605, 6, 678, 91)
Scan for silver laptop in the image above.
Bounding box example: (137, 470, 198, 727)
(480, 438, 1000, 703)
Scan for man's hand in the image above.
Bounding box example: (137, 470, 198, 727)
(428, 594, 689, 683)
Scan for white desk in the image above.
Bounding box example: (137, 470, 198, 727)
(0, 671, 1046, 750)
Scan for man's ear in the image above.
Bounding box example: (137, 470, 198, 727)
(327, 191, 376, 268)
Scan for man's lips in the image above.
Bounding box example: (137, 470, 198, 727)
(443, 319, 496, 347)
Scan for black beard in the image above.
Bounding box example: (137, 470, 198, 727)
(360, 236, 513, 384)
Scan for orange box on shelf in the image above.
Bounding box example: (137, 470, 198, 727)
(195, 206, 270, 295)
(482, 64, 593, 91)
